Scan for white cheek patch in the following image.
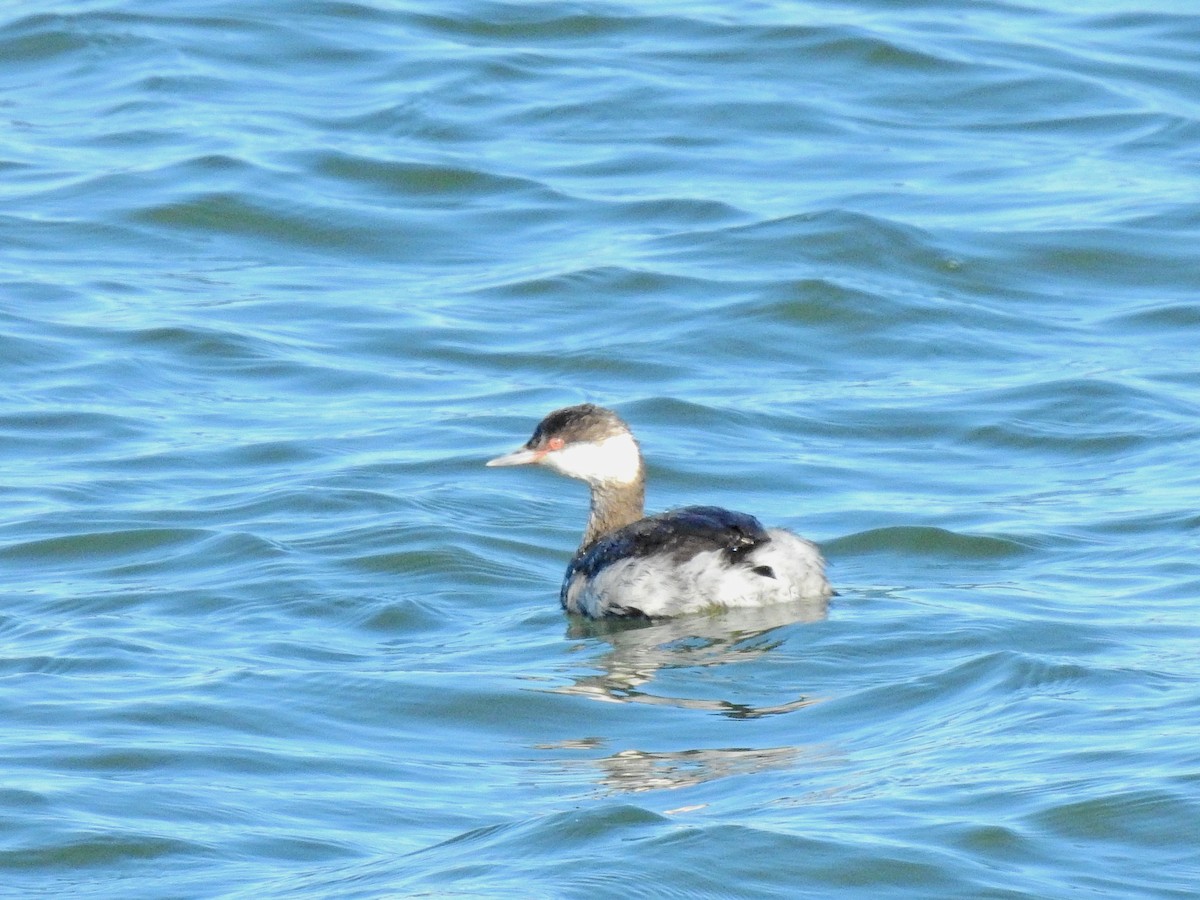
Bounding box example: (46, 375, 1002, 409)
(545, 433, 641, 485)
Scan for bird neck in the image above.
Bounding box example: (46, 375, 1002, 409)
(582, 476, 645, 549)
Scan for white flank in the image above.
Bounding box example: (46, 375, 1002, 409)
(564, 527, 832, 618)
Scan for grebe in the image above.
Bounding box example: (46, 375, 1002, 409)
(487, 404, 832, 618)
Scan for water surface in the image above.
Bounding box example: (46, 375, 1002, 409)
(2, 1, 1199, 897)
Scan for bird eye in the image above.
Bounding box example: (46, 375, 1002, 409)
(547, 437, 565, 451)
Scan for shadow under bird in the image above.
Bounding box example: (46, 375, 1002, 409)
(487, 404, 832, 618)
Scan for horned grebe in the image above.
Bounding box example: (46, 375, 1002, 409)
(487, 404, 832, 618)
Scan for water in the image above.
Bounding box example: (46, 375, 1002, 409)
(3, 0, 1199, 896)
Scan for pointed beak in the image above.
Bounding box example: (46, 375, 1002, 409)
(485, 446, 543, 467)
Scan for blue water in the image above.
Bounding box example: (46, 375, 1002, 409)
(3, 1, 1199, 896)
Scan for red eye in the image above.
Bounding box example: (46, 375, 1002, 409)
(547, 437, 565, 451)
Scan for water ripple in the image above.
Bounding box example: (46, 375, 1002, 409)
(2, 0, 1199, 896)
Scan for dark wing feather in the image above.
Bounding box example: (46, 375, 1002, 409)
(560, 506, 772, 608)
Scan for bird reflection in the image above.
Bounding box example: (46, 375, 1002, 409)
(553, 597, 829, 717)
(535, 599, 831, 793)
(557, 744, 823, 795)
